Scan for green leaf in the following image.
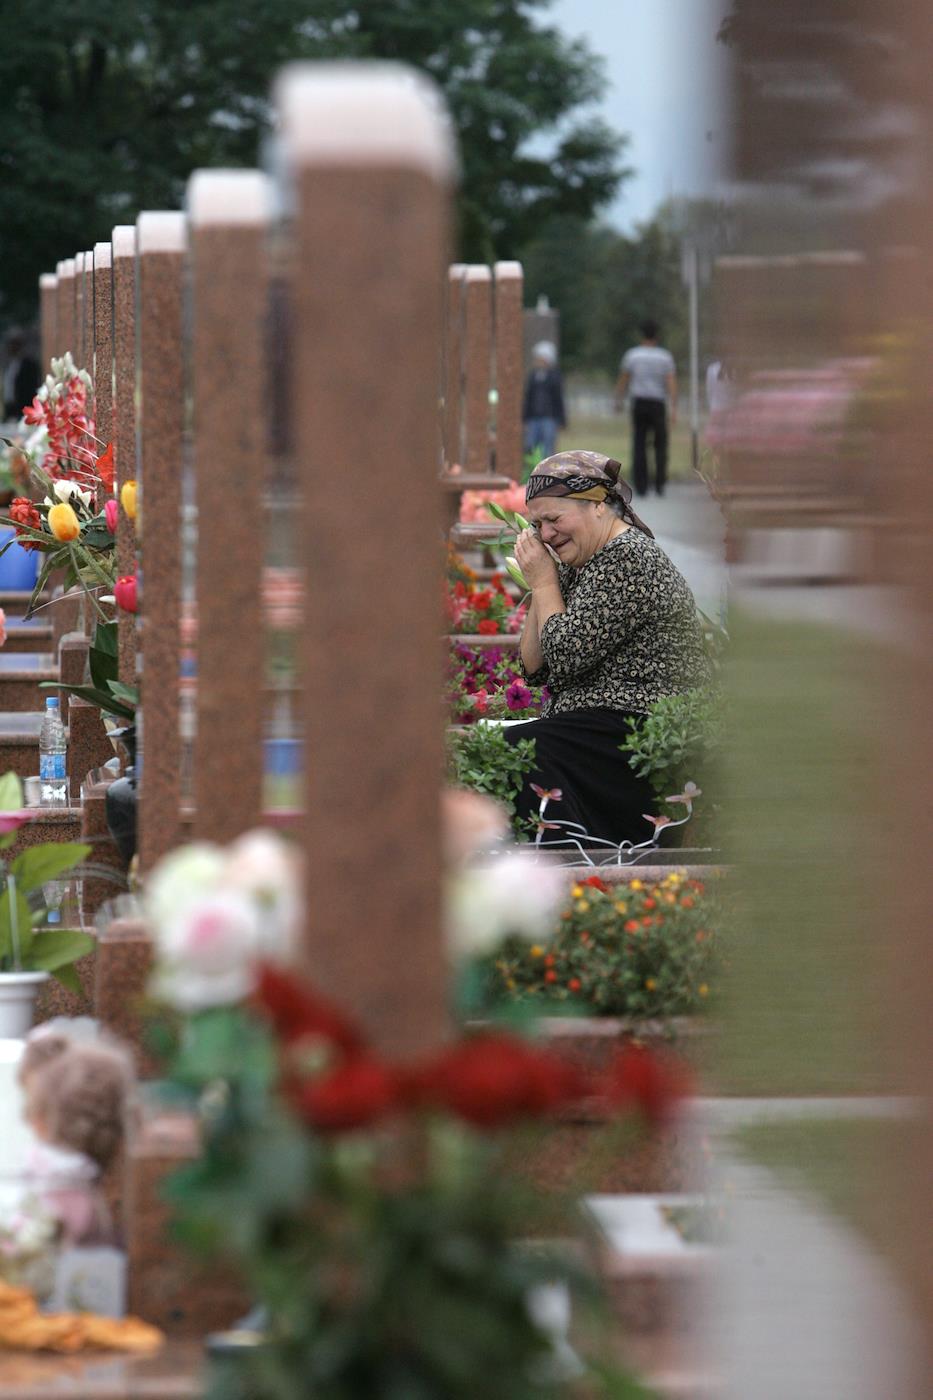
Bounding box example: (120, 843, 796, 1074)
(0, 772, 24, 811)
(28, 927, 95, 974)
(51, 962, 81, 994)
(39, 680, 134, 720)
(105, 680, 139, 705)
(11, 842, 91, 893)
(93, 621, 119, 658)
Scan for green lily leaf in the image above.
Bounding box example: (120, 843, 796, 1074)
(38, 680, 134, 721)
(105, 680, 139, 705)
(11, 842, 91, 894)
(0, 884, 36, 965)
(28, 926, 95, 974)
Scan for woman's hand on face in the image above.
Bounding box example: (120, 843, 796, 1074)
(515, 526, 559, 589)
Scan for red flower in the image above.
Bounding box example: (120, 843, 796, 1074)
(545, 969, 558, 984)
(22, 398, 44, 425)
(408, 1033, 587, 1128)
(477, 619, 499, 635)
(581, 875, 609, 893)
(568, 977, 582, 993)
(624, 919, 639, 934)
(472, 589, 494, 612)
(254, 963, 364, 1055)
(9, 497, 42, 550)
(292, 1057, 398, 1132)
(643, 897, 656, 910)
(602, 1043, 691, 1126)
(96, 442, 115, 491)
(114, 574, 138, 613)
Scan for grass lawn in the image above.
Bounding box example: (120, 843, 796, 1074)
(734, 1116, 921, 1265)
(558, 412, 696, 481)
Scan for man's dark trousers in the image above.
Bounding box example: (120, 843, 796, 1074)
(631, 396, 668, 495)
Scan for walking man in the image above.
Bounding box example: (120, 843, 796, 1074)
(615, 320, 677, 496)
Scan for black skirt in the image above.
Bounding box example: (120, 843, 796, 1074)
(503, 707, 658, 847)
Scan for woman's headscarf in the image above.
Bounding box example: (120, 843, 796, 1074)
(525, 450, 655, 538)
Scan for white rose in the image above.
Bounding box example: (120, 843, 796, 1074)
(145, 841, 226, 934)
(224, 828, 302, 963)
(153, 889, 263, 1011)
(446, 852, 567, 958)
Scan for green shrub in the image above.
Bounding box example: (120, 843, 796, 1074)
(620, 687, 723, 844)
(487, 871, 720, 1019)
(446, 724, 536, 836)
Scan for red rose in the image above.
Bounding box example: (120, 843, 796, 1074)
(602, 1043, 691, 1126)
(292, 1056, 398, 1132)
(477, 619, 499, 635)
(254, 963, 364, 1055)
(409, 1033, 587, 1129)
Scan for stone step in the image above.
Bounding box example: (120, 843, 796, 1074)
(0, 589, 49, 617)
(2, 621, 54, 652)
(0, 655, 58, 710)
(0, 713, 42, 777)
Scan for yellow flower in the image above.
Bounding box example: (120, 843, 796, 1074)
(630, 879, 643, 891)
(613, 901, 628, 915)
(47, 501, 80, 542)
(575, 899, 590, 913)
(645, 977, 657, 991)
(506, 978, 516, 991)
(120, 479, 138, 521)
(571, 884, 583, 898)
(699, 983, 709, 998)
(529, 945, 544, 959)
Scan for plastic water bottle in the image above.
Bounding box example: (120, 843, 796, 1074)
(39, 696, 67, 807)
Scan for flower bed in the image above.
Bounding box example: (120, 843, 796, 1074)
(448, 641, 547, 724)
(484, 872, 719, 1019)
(445, 572, 526, 637)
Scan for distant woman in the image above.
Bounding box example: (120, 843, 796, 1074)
(522, 341, 566, 460)
(506, 450, 710, 846)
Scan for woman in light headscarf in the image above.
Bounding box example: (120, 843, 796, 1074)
(506, 450, 711, 846)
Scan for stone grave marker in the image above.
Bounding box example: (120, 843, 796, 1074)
(135, 212, 186, 873)
(493, 260, 524, 477)
(463, 263, 493, 471)
(276, 62, 453, 1057)
(112, 225, 138, 686)
(39, 272, 57, 372)
(187, 168, 269, 843)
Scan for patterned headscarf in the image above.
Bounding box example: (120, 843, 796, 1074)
(525, 450, 655, 538)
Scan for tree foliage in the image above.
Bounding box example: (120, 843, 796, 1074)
(0, 0, 628, 324)
(522, 213, 689, 376)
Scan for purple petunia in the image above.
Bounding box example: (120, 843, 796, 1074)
(505, 680, 533, 711)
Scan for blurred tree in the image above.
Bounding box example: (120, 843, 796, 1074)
(522, 213, 688, 377)
(0, 0, 627, 325)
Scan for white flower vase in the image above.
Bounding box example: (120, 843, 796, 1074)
(0, 972, 50, 1038)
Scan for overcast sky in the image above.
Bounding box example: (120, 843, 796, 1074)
(547, 0, 732, 229)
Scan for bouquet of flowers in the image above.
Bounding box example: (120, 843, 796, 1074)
(145, 829, 687, 1399)
(0, 354, 135, 626)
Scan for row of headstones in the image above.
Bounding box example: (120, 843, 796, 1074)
(34, 63, 459, 1060)
(443, 261, 524, 477)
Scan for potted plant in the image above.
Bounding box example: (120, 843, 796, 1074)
(0, 772, 96, 1037)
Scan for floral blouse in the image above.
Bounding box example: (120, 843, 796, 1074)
(521, 528, 711, 717)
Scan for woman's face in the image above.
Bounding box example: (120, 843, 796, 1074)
(527, 498, 605, 568)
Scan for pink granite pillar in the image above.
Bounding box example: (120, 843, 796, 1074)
(463, 264, 493, 472)
(81, 250, 95, 377)
(275, 64, 452, 1059)
(39, 273, 57, 373)
(112, 226, 138, 688)
(493, 260, 524, 478)
(73, 252, 86, 367)
(187, 169, 269, 843)
(92, 242, 114, 450)
(56, 259, 76, 359)
(135, 213, 186, 873)
(443, 264, 466, 468)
